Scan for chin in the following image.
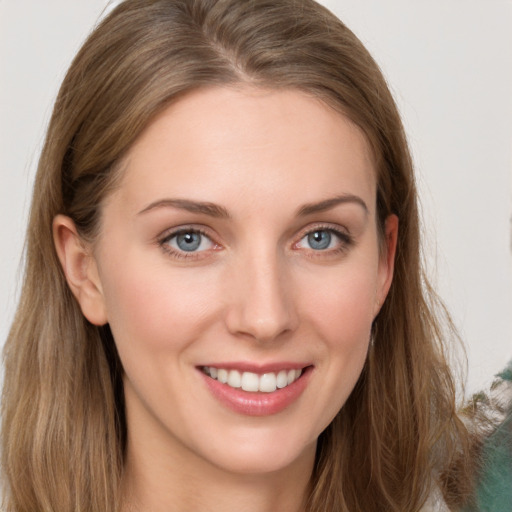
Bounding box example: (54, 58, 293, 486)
(194, 424, 318, 477)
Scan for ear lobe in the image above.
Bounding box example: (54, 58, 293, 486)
(375, 214, 399, 314)
(53, 214, 108, 326)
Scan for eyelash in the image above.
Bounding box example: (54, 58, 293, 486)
(157, 224, 354, 261)
(158, 226, 217, 260)
(294, 224, 354, 258)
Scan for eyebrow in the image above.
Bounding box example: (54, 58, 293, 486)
(137, 194, 368, 219)
(137, 198, 231, 218)
(297, 194, 368, 217)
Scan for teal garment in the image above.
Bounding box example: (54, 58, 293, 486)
(463, 363, 512, 512)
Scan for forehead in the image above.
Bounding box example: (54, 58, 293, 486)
(112, 86, 376, 216)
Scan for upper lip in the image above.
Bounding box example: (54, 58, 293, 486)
(197, 362, 312, 374)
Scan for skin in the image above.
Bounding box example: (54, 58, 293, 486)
(54, 87, 398, 512)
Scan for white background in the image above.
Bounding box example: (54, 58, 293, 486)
(1, 1, 511, 396)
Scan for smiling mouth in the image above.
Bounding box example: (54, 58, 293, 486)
(201, 366, 305, 393)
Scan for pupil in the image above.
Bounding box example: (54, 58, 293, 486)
(308, 230, 331, 250)
(177, 232, 201, 251)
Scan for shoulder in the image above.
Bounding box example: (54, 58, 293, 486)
(462, 362, 512, 512)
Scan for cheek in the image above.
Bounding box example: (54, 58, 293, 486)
(310, 275, 375, 377)
(99, 253, 221, 357)
(297, 259, 378, 418)
(301, 262, 378, 342)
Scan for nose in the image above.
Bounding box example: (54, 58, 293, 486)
(224, 249, 298, 343)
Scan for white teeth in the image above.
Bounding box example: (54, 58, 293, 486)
(227, 370, 242, 388)
(276, 370, 288, 389)
(259, 373, 277, 393)
(241, 372, 259, 392)
(203, 366, 304, 392)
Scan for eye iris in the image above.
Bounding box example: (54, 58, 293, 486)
(176, 232, 201, 251)
(308, 230, 331, 250)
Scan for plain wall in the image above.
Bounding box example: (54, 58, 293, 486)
(1, 0, 511, 395)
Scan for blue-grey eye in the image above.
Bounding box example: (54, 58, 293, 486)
(296, 228, 345, 252)
(307, 230, 332, 250)
(166, 230, 214, 253)
(176, 232, 201, 251)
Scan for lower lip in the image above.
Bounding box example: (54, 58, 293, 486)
(200, 367, 312, 416)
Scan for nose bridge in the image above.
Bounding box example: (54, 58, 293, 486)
(225, 241, 296, 342)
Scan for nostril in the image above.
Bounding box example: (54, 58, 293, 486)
(225, 309, 296, 343)
(223, 260, 299, 341)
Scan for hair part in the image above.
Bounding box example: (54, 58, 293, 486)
(2, 1, 475, 510)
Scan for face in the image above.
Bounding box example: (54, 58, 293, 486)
(67, 87, 396, 477)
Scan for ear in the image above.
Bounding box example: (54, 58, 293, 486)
(375, 214, 398, 315)
(53, 215, 108, 326)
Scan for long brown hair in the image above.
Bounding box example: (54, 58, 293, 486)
(2, 0, 474, 510)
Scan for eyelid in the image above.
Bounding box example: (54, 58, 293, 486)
(157, 225, 221, 260)
(154, 222, 354, 261)
(293, 223, 354, 253)
(295, 222, 351, 241)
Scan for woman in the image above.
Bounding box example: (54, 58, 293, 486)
(2, 0, 477, 510)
